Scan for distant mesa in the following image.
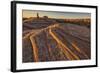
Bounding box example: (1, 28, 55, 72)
(43, 16, 48, 19)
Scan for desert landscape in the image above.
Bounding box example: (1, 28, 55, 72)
(22, 11, 91, 63)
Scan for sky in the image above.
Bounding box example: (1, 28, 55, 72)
(22, 10, 91, 19)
